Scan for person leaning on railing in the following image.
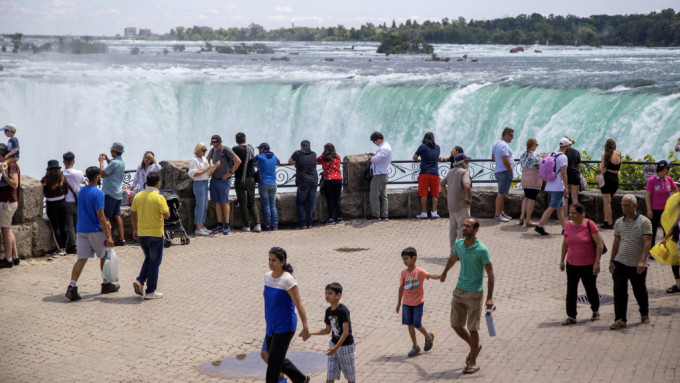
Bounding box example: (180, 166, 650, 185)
(599, 139, 621, 230)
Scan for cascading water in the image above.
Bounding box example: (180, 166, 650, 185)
(1, 40, 679, 178)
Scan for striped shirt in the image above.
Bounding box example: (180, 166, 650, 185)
(613, 213, 652, 267)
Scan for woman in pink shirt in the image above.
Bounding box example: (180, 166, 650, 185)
(560, 203, 604, 325)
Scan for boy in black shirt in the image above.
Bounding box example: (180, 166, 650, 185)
(310, 282, 356, 383)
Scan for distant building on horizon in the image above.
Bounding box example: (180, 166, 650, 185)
(124, 27, 136, 38)
(138, 29, 151, 38)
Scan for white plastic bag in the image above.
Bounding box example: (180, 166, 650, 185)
(101, 247, 119, 282)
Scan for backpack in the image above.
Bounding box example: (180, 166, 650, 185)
(539, 153, 563, 182)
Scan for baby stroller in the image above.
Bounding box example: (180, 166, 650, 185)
(161, 189, 190, 247)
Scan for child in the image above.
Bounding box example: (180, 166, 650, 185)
(309, 282, 356, 383)
(396, 247, 440, 357)
(1, 124, 19, 162)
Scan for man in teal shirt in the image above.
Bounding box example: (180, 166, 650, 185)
(99, 142, 126, 246)
(440, 218, 495, 375)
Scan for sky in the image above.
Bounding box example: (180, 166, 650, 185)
(1, 0, 678, 36)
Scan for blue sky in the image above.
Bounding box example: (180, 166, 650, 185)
(1, 0, 678, 36)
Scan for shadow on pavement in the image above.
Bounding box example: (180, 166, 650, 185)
(93, 295, 144, 305)
(42, 293, 99, 303)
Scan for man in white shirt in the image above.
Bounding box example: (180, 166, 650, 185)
(367, 131, 392, 221)
(535, 138, 570, 235)
(491, 128, 514, 223)
(62, 152, 86, 254)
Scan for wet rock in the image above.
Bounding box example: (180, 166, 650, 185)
(510, 47, 524, 53)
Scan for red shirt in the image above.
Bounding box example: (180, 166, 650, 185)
(563, 220, 598, 266)
(0, 162, 20, 203)
(400, 267, 429, 306)
(646, 175, 678, 210)
(316, 155, 342, 181)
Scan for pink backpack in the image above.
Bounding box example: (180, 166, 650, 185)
(539, 153, 563, 182)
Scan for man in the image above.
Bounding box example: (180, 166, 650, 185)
(440, 218, 494, 375)
(99, 142, 126, 246)
(0, 144, 19, 269)
(441, 153, 472, 253)
(491, 128, 514, 222)
(62, 152, 86, 254)
(232, 132, 261, 232)
(609, 194, 652, 330)
(289, 140, 318, 229)
(535, 138, 570, 236)
(65, 167, 117, 301)
(367, 131, 392, 221)
(564, 137, 581, 207)
(131, 172, 170, 300)
(207, 135, 241, 235)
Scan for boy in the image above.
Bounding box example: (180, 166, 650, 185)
(310, 282, 356, 383)
(1, 124, 19, 162)
(396, 247, 440, 357)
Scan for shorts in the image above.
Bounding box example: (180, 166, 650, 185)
(418, 174, 440, 197)
(402, 302, 424, 328)
(76, 232, 108, 259)
(104, 195, 121, 217)
(209, 177, 232, 204)
(600, 172, 619, 195)
(495, 171, 512, 195)
(327, 342, 357, 381)
(567, 172, 580, 186)
(450, 288, 483, 331)
(523, 188, 539, 200)
(0, 201, 18, 228)
(548, 191, 565, 209)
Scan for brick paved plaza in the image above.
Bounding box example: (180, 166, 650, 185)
(1, 217, 679, 382)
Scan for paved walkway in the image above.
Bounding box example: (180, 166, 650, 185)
(1, 218, 679, 382)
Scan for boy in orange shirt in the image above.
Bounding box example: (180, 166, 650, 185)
(396, 247, 440, 357)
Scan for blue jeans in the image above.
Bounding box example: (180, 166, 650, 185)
(296, 182, 317, 226)
(259, 183, 278, 228)
(193, 180, 209, 226)
(137, 236, 164, 294)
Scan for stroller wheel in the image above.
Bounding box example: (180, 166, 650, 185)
(181, 237, 190, 245)
(168, 232, 174, 240)
(164, 239, 172, 248)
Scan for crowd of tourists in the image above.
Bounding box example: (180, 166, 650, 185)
(2, 120, 680, 382)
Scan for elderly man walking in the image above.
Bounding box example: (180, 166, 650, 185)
(441, 153, 472, 252)
(99, 142, 126, 246)
(440, 218, 495, 375)
(609, 194, 653, 330)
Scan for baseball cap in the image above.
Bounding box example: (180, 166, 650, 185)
(559, 137, 571, 147)
(2, 123, 17, 133)
(657, 160, 670, 172)
(256, 142, 270, 151)
(210, 135, 222, 145)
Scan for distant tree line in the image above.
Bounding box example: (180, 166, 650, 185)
(160, 9, 680, 47)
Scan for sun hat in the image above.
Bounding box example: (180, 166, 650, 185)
(110, 142, 125, 153)
(46, 159, 61, 170)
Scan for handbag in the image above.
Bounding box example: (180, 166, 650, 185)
(101, 247, 119, 282)
(596, 173, 605, 188)
(587, 219, 608, 254)
(364, 164, 373, 181)
(254, 170, 262, 183)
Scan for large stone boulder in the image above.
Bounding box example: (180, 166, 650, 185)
(159, 160, 193, 198)
(14, 175, 43, 224)
(343, 155, 371, 194)
(0, 220, 55, 258)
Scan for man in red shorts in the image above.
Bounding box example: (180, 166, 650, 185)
(413, 132, 441, 219)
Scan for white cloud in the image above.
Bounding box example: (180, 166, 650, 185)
(53, 0, 75, 6)
(0, 0, 33, 14)
(275, 6, 292, 13)
(208, 8, 220, 14)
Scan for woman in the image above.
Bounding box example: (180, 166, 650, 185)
(41, 160, 69, 255)
(645, 160, 677, 246)
(519, 138, 541, 227)
(256, 142, 280, 231)
(317, 143, 343, 225)
(263, 247, 310, 383)
(661, 213, 680, 293)
(131, 151, 162, 193)
(599, 139, 621, 229)
(188, 143, 212, 236)
(560, 203, 604, 324)
(564, 136, 581, 205)
(413, 132, 441, 219)
(440, 145, 465, 169)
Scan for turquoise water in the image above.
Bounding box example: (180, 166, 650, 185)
(0, 41, 678, 177)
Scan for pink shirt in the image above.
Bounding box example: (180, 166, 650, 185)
(563, 220, 599, 266)
(646, 175, 677, 210)
(400, 267, 429, 306)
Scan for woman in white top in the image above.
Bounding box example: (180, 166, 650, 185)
(189, 142, 212, 235)
(131, 151, 162, 193)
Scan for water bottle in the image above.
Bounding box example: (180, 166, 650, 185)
(485, 307, 497, 337)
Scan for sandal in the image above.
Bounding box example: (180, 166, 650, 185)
(561, 317, 577, 325)
(466, 345, 482, 366)
(667, 285, 680, 294)
(591, 313, 601, 321)
(463, 366, 480, 374)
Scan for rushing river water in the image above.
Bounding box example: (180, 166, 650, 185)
(1, 40, 679, 178)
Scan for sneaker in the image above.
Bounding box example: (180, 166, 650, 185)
(144, 291, 163, 300)
(535, 226, 549, 236)
(501, 213, 512, 220)
(253, 224, 262, 233)
(59, 249, 67, 256)
(133, 281, 144, 296)
(262, 225, 271, 232)
(195, 229, 209, 236)
(223, 224, 231, 235)
(600, 223, 614, 230)
(303, 376, 310, 383)
(407, 345, 421, 357)
(641, 315, 650, 324)
(100, 283, 120, 294)
(493, 215, 510, 223)
(424, 332, 435, 351)
(295, 224, 307, 230)
(65, 285, 81, 301)
(610, 319, 627, 330)
(211, 224, 224, 234)
(416, 212, 428, 219)
(430, 211, 440, 219)
(323, 218, 335, 225)
(0, 258, 13, 269)
(272, 225, 279, 231)
(380, 217, 389, 222)
(12, 258, 20, 266)
(335, 218, 344, 224)
(114, 239, 125, 246)
(365, 215, 379, 222)
(52, 249, 63, 256)
(278, 377, 288, 383)
(241, 226, 251, 232)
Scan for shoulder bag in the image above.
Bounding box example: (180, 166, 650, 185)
(587, 219, 608, 254)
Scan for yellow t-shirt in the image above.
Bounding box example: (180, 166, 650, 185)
(131, 188, 169, 238)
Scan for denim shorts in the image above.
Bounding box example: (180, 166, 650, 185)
(495, 171, 512, 195)
(402, 302, 424, 328)
(209, 177, 232, 204)
(549, 191, 565, 209)
(104, 195, 121, 217)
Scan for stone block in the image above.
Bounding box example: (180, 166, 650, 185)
(159, 160, 193, 198)
(14, 175, 43, 224)
(343, 155, 371, 194)
(340, 192, 366, 219)
(32, 219, 56, 256)
(277, 191, 301, 226)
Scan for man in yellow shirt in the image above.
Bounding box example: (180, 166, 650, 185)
(131, 172, 170, 299)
